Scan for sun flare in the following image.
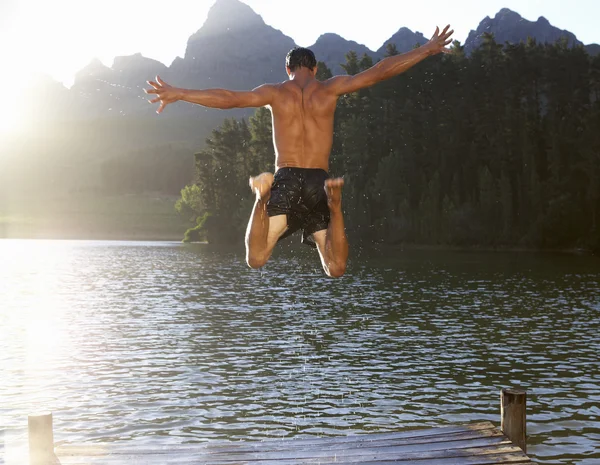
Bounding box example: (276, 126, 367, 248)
(1, 92, 27, 135)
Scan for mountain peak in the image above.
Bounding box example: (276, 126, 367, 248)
(184, 0, 272, 60)
(315, 33, 345, 42)
(312, 33, 370, 50)
(177, 0, 296, 90)
(76, 58, 110, 78)
(496, 8, 522, 20)
(112, 53, 166, 70)
(377, 27, 427, 55)
(309, 33, 373, 75)
(586, 43, 600, 56)
(465, 7, 582, 53)
(201, 0, 265, 34)
(537, 16, 550, 25)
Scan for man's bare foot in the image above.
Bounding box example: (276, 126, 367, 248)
(249, 172, 274, 201)
(325, 177, 344, 211)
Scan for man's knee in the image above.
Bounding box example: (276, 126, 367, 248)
(246, 252, 269, 269)
(325, 261, 346, 278)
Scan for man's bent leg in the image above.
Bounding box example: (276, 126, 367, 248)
(245, 172, 287, 269)
(313, 178, 348, 278)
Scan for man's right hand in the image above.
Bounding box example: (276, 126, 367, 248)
(424, 25, 454, 55)
(145, 76, 183, 114)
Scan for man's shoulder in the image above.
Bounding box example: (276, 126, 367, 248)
(278, 79, 332, 93)
(254, 82, 283, 91)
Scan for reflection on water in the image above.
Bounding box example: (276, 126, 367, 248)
(1, 240, 599, 464)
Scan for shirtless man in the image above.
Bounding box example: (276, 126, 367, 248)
(146, 25, 453, 277)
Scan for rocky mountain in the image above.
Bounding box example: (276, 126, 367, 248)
(464, 8, 582, 54)
(52, 0, 431, 120)
(586, 44, 600, 56)
(309, 28, 427, 75)
(12, 1, 600, 131)
(376, 28, 428, 56)
(68, 53, 170, 118)
(174, 0, 296, 90)
(309, 33, 374, 75)
(5, 0, 599, 207)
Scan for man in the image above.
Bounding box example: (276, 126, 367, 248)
(146, 25, 453, 278)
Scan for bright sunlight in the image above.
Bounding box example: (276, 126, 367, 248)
(1, 78, 32, 135)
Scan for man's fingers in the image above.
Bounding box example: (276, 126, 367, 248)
(146, 80, 160, 89)
(145, 88, 157, 94)
(432, 26, 439, 39)
(149, 97, 160, 104)
(444, 29, 454, 40)
(444, 39, 452, 46)
(156, 75, 168, 86)
(442, 25, 450, 35)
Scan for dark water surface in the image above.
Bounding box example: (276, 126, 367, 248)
(1, 240, 599, 464)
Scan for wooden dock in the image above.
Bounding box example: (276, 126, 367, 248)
(54, 421, 532, 464)
(28, 388, 533, 465)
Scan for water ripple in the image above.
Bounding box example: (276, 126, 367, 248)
(1, 241, 599, 465)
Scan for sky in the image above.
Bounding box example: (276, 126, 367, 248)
(1, 0, 599, 89)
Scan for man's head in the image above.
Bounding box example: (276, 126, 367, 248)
(286, 47, 317, 76)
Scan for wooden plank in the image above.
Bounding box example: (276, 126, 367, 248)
(194, 422, 497, 452)
(357, 454, 532, 465)
(356, 456, 531, 465)
(192, 422, 497, 450)
(57, 456, 531, 465)
(201, 448, 531, 465)
(56, 442, 524, 464)
(54, 422, 533, 465)
(56, 428, 504, 457)
(192, 444, 523, 463)
(58, 436, 512, 462)
(56, 423, 497, 455)
(57, 446, 531, 465)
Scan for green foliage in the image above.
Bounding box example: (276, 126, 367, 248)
(176, 38, 600, 250)
(182, 212, 211, 243)
(175, 184, 203, 221)
(341, 51, 361, 76)
(384, 44, 399, 57)
(316, 61, 333, 81)
(177, 109, 274, 243)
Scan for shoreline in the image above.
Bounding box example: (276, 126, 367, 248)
(1, 234, 596, 256)
(372, 242, 597, 256)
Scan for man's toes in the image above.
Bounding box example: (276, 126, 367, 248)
(260, 172, 273, 181)
(326, 178, 344, 190)
(257, 172, 274, 187)
(250, 173, 273, 191)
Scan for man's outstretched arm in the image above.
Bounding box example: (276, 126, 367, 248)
(145, 76, 277, 113)
(325, 25, 454, 96)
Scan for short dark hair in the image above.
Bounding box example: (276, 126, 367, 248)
(286, 47, 317, 72)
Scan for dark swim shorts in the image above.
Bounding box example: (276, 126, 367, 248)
(267, 167, 330, 248)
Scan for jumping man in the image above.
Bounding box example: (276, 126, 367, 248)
(145, 25, 454, 278)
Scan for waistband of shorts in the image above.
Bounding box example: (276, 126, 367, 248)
(275, 167, 329, 174)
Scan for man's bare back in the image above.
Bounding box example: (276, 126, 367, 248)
(145, 25, 454, 277)
(269, 79, 337, 171)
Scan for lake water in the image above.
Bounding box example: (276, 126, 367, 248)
(1, 240, 599, 464)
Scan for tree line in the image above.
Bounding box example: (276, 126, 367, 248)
(176, 35, 600, 251)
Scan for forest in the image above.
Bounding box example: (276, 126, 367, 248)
(175, 35, 600, 251)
